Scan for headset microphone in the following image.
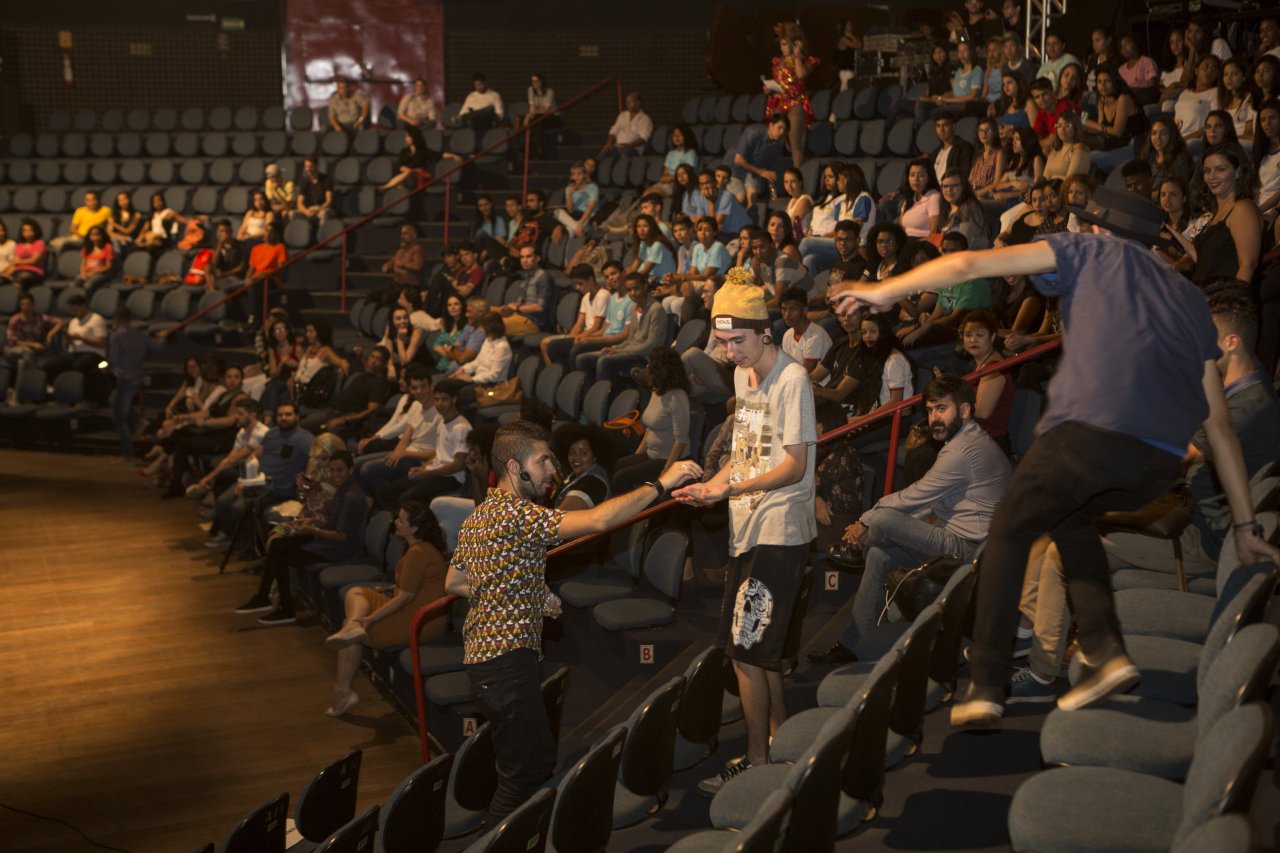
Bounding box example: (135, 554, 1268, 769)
(519, 470, 533, 482)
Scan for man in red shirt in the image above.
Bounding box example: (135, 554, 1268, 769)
(1030, 78, 1074, 151)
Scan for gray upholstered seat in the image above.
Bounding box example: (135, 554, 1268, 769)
(666, 789, 792, 853)
(424, 671, 471, 706)
(1171, 814, 1258, 853)
(611, 677, 684, 829)
(398, 643, 465, 676)
(1041, 624, 1279, 778)
(1008, 704, 1271, 853)
(593, 529, 688, 630)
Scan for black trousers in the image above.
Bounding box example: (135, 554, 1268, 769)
(466, 648, 555, 817)
(969, 421, 1181, 692)
(256, 534, 326, 614)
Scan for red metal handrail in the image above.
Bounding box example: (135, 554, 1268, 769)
(159, 77, 624, 340)
(405, 336, 1062, 760)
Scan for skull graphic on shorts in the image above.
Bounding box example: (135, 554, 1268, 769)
(732, 577, 774, 650)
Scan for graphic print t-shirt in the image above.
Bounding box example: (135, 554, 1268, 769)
(727, 350, 817, 555)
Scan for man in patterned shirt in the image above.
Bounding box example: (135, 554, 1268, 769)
(445, 421, 701, 818)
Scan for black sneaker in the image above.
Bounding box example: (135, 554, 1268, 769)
(1007, 667, 1057, 704)
(697, 755, 752, 796)
(1057, 652, 1139, 711)
(949, 682, 1005, 728)
(234, 595, 272, 614)
(258, 608, 297, 626)
(805, 643, 857, 665)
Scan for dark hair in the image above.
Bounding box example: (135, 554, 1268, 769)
(633, 213, 677, 258)
(866, 222, 908, 256)
(492, 420, 551, 475)
(1255, 57, 1280, 102)
(814, 398, 847, 434)
(1121, 158, 1154, 179)
(897, 238, 941, 273)
(861, 311, 907, 361)
(473, 72, 487, 83)
(900, 158, 939, 205)
(1029, 76, 1054, 94)
(924, 373, 976, 410)
(399, 288, 422, 311)
(937, 169, 985, 234)
(934, 109, 957, 125)
(602, 259, 623, 274)
(440, 295, 467, 333)
(670, 123, 700, 155)
(833, 219, 861, 238)
(306, 318, 333, 347)
(434, 377, 465, 399)
(998, 72, 1029, 115)
(1142, 115, 1189, 165)
(569, 263, 596, 281)
(473, 194, 498, 231)
(1207, 288, 1258, 352)
(480, 311, 506, 338)
(519, 397, 555, 430)
(841, 162, 870, 199)
(780, 285, 809, 308)
(1158, 174, 1191, 230)
(647, 346, 690, 395)
(767, 113, 789, 126)
(330, 449, 354, 469)
(1203, 109, 1239, 145)
(940, 230, 969, 250)
(19, 217, 42, 241)
(1009, 126, 1043, 176)
(962, 309, 999, 336)
(397, 501, 448, 552)
(235, 397, 261, 416)
(369, 344, 392, 364)
(674, 163, 700, 211)
(552, 422, 618, 471)
(215, 218, 232, 231)
(1056, 62, 1085, 103)
(1251, 98, 1280, 173)
(67, 293, 87, 308)
(466, 424, 498, 462)
(764, 210, 798, 249)
(403, 362, 433, 383)
(275, 401, 298, 417)
(639, 192, 665, 208)
(1199, 141, 1257, 209)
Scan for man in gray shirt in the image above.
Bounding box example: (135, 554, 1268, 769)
(808, 374, 1011, 664)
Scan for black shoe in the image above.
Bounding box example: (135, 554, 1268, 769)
(805, 643, 857, 665)
(1057, 652, 1140, 711)
(697, 755, 752, 796)
(234, 595, 272, 615)
(950, 682, 1005, 728)
(258, 608, 297, 626)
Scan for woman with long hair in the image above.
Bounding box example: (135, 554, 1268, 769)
(74, 226, 114, 292)
(980, 125, 1042, 199)
(107, 190, 142, 254)
(656, 124, 699, 194)
(1061, 172, 1095, 233)
(1165, 142, 1262, 283)
(968, 117, 1007, 196)
(1116, 33, 1160, 104)
(1175, 53, 1222, 140)
(611, 345, 691, 494)
(1253, 99, 1280, 229)
(627, 213, 677, 281)
(1083, 67, 1145, 151)
(378, 306, 425, 378)
(674, 163, 701, 220)
(782, 166, 813, 237)
(8, 218, 47, 288)
(764, 209, 804, 265)
(936, 169, 990, 246)
(1056, 62, 1086, 109)
(237, 190, 275, 246)
(767, 21, 819, 168)
(989, 71, 1030, 125)
(471, 194, 507, 262)
(862, 222, 908, 282)
(1201, 109, 1239, 149)
(961, 309, 1014, 450)
(1142, 115, 1193, 189)
(859, 311, 913, 416)
(1219, 58, 1256, 143)
(431, 295, 468, 373)
(1044, 110, 1090, 179)
(896, 158, 941, 237)
(290, 319, 350, 402)
(932, 39, 984, 110)
(1159, 28, 1192, 106)
(259, 318, 301, 420)
(979, 36, 1006, 115)
(1254, 56, 1280, 106)
(322, 501, 449, 717)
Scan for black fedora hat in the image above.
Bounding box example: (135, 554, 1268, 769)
(1069, 186, 1171, 248)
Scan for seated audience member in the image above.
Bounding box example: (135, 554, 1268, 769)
(1174, 54, 1222, 140)
(730, 113, 789, 206)
(377, 307, 425, 378)
(930, 41, 985, 114)
(652, 124, 700, 196)
(5, 219, 48, 289)
(357, 364, 437, 507)
(998, 179, 1067, 245)
(39, 292, 107, 390)
(1115, 34, 1159, 103)
(0, 223, 14, 282)
(1013, 290, 1280, 701)
(810, 306, 874, 417)
(381, 126, 455, 191)
(990, 71, 1031, 126)
(807, 374, 1011, 664)
(186, 395, 268, 504)
(259, 318, 301, 419)
(429, 425, 497, 551)
(814, 400, 867, 553)
(782, 167, 814, 237)
(384, 223, 425, 302)
(50, 191, 112, 253)
(454, 73, 504, 132)
(1056, 61, 1086, 111)
(238, 191, 275, 246)
(895, 159, 942, 238)
(512, 72, 556, 144)
(323, 501, 449, 717)
(434, 295, 482, 374)
(682, 284, 734, 406)
(290, 318, 349, 404)
(863, 222, 907, 281)
(764, 210, 804, 266)
(901, 231, 992, 348)
(927, 111, 977, 186)
(471, 194, 508, 261)
(1186, 16, 1232, 62)
(1001, 32, 1038, 89)
(263, 164, 296, 219)
(1165, 142, 1262, 284)
(627, 214, 677, 282)
(5, 291, 57, 381)
(1121, 157, 1156, 199)
(798, 163, 844, 248)
(714, 163, 748, 205)
(689, 171, 753, 240)
(936, 170, 992, 248)
(1202, 109, 1239, 149)
(73, 226, 114, 292)
(600, 90, 653, 156)
(301, 347, 391, 439)
(552, 162, 599, 237)
(959, 310, 1013, 449)
(565, 261, 632, 365)
(577, 272, 665, 383)
(542, 264, 607, 366)
(499, 245, 553, 335)
(398, 77, 440, 129)
(611, 346, 691, 494)
(327, 78, 369, 133)
(1218, 59, 1253, 142)
(235, 450, 367, 626)
(383, 379, 470, 505)
(294, 158, 335, 226)
(550, 423, 615, 510)
(247, 222, 288, 289)
(857, 312, 913, 417)
(135, 192, 183, 250)
(979, 126, 1042, 200)
(1028, 77, 1073, 148)
(968, 117, 1007, 197)
(779, 285, 832, 369)
(1083, 67, 1146, 153)
(453, 311, 513, 387)
(154, 362, 247, 496)
(1258, 99, 1280, 230)
(1043, 111, 1090, 179)
(749, 226, 816, 309)
(1036, 31, 1080, 88)
(106, 192, 143, 254)
(507, 191, 552, 261)
(801, 216, 864, 280)
(205, 220, 247, 291)
(1257, 17, 1280, 61)
(662, 216, 732, 322)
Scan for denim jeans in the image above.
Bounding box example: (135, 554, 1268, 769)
(467, 648, 555, 817)
(112, 378, 144, 460)
(839, 506, 979, 649)
(970, 421, 1180, 692)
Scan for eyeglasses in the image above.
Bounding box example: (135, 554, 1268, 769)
(941, 183, 962, 191)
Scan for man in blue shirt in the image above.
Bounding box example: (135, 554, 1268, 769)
(834, 187, 1280, 724)
(730, 114, 789, 207)
(106, 305, 167, 462)
(500, 245, 553, 335)
(693, 171, 752, 241)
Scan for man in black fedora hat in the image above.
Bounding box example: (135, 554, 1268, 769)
(831, 186, 1279, 726)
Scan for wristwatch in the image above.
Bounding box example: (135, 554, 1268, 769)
(1233, 519, 1264, 537)
(644, 480, 667, 502)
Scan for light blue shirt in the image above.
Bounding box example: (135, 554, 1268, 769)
(475, 216, 507, 241)
(691, 241, 731, 274)
(640, 240, 676, 280)
(602, 292, 635, 335)
(952, 65, 985, 98)
(568, 182, 599, 214)
(664, 148, 699, 175)
(716, 189, 752, 235)
(684, 192, 712, 220)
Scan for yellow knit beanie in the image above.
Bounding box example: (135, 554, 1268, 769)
(712, 267, 771, 331)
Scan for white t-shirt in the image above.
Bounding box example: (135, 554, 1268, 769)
(608, 110, 654, 147)
(460, 89, 505, 119)
(423, 414, 471, 482)
(68, 311, 108, 355)
(375, 396, 420, 440)
(1256, 151, 1280, 206)
(409, 309, 441, 333)
(0, 239, 14, 271)
(404, 406, 441, 455)
(727, 351, 817, 555)
(233, 421, 270, 452)
(579, 288, 609, 330)
(460, 337, 513, 384)
(1174, 88, 1218, 137)
(781, 322, 833, 365)
(878, 350, 913, 407)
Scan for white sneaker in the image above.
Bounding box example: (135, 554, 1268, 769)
(697, 755, 752, 796)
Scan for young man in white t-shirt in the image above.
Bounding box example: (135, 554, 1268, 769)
(357, 364, 440, 508)
(386, 379, 472, 506)
(778, 285, 832, 370)
(189, 397, 269, 509)
(40, 292, 108, 395)
(674, 268, 817, 795)
(540, 264, 609, 367)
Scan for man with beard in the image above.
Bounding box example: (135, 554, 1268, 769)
(806, 373, 1011, 665)
(445, 421, 700, 818)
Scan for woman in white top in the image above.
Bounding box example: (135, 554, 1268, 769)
(290, 319, 349, 401)
(860, 313, 912, 415)
(1219, 58, 1256, 143)
(0, 222, 14, 279)
(1174, 54, 1221, 140)
(454, 312, 512, 385)
(1253, 99, 1280, 230)
(515, 73, 555, 132)
(1159, 28, 1192, 107)
(610, 346, 691, 494)
(805, 164, 843, 239)
(238, 191, 275, 245)
(782, 167, 814, 238)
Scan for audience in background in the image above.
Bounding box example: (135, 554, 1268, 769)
(397, 77, 440, 129)
(454, 73, 504, 132)
(327, 78, 370, 133)
(600, 90, 653, 157)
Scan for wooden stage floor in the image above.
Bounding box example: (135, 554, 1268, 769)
(0, 450, 423, 853)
